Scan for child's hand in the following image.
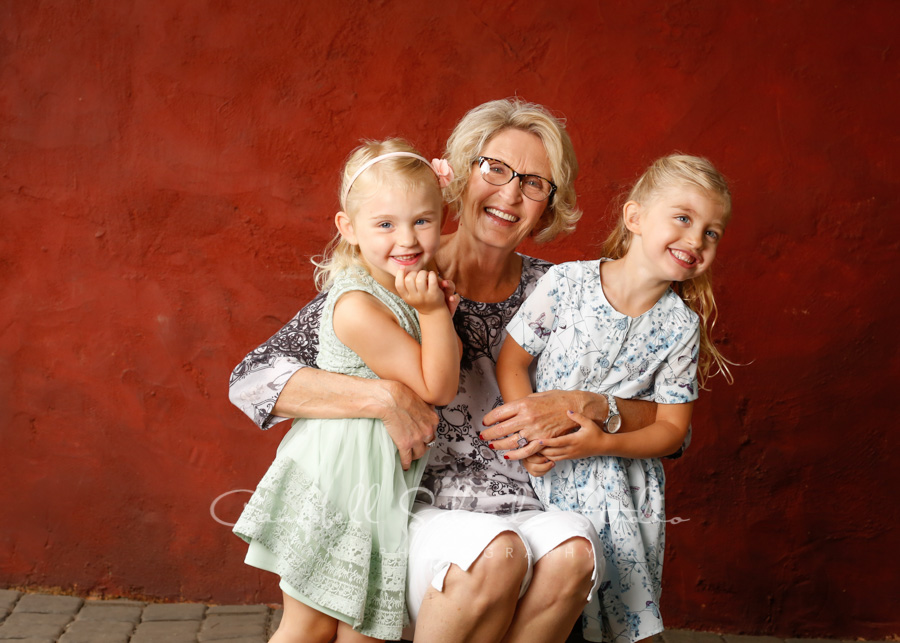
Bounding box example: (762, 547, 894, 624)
(521, 453, 555, 477)
(439, 277, 460, 317)
(395, 270, 446, 314)
(540, 410, 613, 462)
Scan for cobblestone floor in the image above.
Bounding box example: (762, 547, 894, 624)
(0, 589, 866, 643)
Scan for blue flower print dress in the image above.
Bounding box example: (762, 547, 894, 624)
(505, 259, 700, 643)
(233, 267, 428, 641)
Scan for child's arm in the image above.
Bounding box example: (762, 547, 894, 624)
(333, 270, 460, 406)
(496, 337, 536, 403)
(497, 338, 560, 476)
(539, 402, 692, 461)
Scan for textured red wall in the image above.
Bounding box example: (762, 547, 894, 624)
(1, 1, 897, 638)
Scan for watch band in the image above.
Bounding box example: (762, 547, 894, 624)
(601, 392, 621, 434)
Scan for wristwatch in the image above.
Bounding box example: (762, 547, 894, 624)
(601, 393, 621, 434)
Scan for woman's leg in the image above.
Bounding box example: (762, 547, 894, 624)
(413, 531, 529, 643)
(502, 536, 595, 643)
(269, 591, 338, 643)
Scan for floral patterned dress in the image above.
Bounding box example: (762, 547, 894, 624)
(505, 259, 700, 643)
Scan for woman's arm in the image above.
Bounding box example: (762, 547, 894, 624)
(481, 391, 657, 457)
(273, 368, 438, 469)
(228, 292, 438, 469)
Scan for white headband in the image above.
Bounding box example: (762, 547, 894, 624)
(342, 152, 454, 205)
(342, 152, 431, 204)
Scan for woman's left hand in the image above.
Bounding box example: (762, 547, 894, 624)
(481, 389, 608, 459)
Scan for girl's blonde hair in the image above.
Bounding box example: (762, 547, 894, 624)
(313, 138, 441, 291)
(444, 98, 581, 243)
(602, 154, 734, 387)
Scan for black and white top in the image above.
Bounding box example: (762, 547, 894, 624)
(228, 255, 553, 515)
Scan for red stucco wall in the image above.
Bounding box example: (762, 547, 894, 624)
(1, 1, 897, 638)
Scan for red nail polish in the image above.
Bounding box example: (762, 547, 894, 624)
(503, 455, 509, 460)
(488, 444, 495, 450)
(479, 434, 485, 440)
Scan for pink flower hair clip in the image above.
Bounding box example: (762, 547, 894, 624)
(431, 158, 454, 188)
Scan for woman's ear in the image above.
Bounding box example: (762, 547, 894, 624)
(623, 201, 642, 235)
(335, 212, 357, 245)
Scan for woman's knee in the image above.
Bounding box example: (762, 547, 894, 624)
(540, 536, 595, 595)
(448, 530, 528, 605)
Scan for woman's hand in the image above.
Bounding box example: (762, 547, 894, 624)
(377, 380, 440, 470)
(480, 389, 608, 459)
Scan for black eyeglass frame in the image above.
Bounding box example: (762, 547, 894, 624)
(475, 156, 558, 203)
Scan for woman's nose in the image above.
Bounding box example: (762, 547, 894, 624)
(499, 177, 523, 202)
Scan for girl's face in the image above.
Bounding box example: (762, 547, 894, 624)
(458, 128, 552, 253)
(625, 185, 727, 283)
(336, 180, 443, 293)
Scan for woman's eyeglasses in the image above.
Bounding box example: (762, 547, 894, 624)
(475, 156, 557, 202)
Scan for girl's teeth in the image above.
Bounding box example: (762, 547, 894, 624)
(486, 208, 518, 222)
(671, 249, 695, 264)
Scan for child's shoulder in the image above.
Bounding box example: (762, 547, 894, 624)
(657, 287, 700, 329)
(543, 258, 603, 280)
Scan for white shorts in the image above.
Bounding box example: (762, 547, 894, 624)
(404, 503, 602, 634)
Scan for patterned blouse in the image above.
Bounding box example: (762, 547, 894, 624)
(228, 255, 554, 515)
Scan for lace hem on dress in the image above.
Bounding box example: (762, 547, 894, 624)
(232, 454, 408, 639)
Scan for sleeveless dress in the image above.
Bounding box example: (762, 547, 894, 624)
(232, 267, 428, 640)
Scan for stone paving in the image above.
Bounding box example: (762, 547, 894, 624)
(0, 588, 865, 642)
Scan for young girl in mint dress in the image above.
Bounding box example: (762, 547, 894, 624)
(497, 155, 734, 643)
(233, 139, 459, 643)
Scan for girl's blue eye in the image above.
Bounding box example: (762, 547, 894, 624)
(675, 215, 689, 223)
(415, 218, 431, 226)
(706, 230, 720, 241)
(378, 222, 392, 229)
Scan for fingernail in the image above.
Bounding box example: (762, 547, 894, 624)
(479, 434, 485, 440)
(567, 410, 574, 414)
(503, 455, 509, 460)
(539, 440, 544, 445)
(488, 444, 495, 450)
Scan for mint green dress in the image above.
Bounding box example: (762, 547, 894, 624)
(233, 267, 428, 640)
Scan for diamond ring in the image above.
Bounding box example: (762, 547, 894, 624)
(516, 432, 528, 449)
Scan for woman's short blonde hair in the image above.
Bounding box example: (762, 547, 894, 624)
(443, 98, 581, 243)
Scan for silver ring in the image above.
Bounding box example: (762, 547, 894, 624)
(516, 432, 528, 449)
(426, 441, 436, 448)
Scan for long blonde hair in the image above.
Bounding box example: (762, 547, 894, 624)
(312, 139, 441, 291)
(443, 98, 581, 243)
(602, 154, 734, 387)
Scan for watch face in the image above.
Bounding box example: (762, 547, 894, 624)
(606, 414, 622, 434)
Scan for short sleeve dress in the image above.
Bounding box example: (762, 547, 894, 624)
(232, 267, 428, 640)
(505, 259, 700, 643)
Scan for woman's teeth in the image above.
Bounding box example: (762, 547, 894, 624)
(486, 207, 518, 222)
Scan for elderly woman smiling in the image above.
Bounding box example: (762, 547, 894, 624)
(229, 99, 654, 643)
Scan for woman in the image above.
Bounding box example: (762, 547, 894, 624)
(229, 99, 655, 643)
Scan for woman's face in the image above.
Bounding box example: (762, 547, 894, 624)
(458, 128, 552, 253)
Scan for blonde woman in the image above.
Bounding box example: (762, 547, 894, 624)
(230, 99, 657, 643)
